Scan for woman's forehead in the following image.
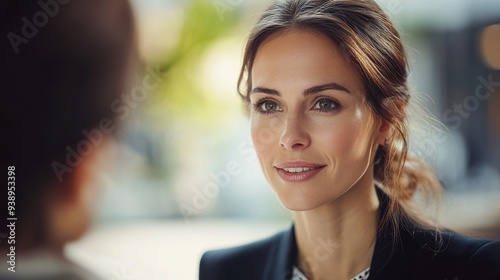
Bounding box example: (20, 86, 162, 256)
(251, 30, 365, 97)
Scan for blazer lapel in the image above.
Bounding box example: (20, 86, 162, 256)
(368, 188, 407, 279)
(263, 225, 298, 280)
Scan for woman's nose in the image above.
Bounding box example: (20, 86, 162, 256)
(279, 115, 311, 150)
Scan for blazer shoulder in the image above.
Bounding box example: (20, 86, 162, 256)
(463, 238, 500, 278)
(412, 228, 500, 258)
(199, 229, 289, 280)
(402, 226, 500, 279)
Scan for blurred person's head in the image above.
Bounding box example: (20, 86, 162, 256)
(238, 0, 441, 229)
(0, 0, 136, 252)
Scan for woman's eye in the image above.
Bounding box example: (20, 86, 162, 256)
(313, 98, 340, 112)
(253, 100, 282, 114)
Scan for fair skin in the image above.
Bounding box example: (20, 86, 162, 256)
(250, 30, 389, 280)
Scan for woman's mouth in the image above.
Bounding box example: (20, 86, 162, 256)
(281, 167, 319, 173)
(275, 162, 326, 182)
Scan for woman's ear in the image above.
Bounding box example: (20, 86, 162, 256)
(375, 117, 391, 146)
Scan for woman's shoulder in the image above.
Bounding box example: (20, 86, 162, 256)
(397, 225, 500, 279)
(406, 226, 500, 258)
(200, 227, 295, 280)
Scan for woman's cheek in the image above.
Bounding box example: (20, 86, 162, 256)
(339, 122, 375, 162)
(251, 116, 283, 152)
(314, 117, 365, 159)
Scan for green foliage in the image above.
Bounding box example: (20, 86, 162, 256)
(149, 0, 241, 122)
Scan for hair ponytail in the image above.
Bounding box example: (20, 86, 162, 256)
(374, 117, 442, 230)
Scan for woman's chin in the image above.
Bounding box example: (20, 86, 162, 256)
(277, 194, 330, 212)
(273, 186, 350, 212)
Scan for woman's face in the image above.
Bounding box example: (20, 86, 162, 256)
(249, 30, 387, 211)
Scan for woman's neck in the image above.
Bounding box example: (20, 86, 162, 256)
(293, 180, 380, 280)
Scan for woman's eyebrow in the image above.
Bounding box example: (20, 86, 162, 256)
(250, 82, 351, 97)
(250, 87, 280, 96)
(303, 82, 351, 96)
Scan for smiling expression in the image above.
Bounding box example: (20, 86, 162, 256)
(249, 30, 387, 211)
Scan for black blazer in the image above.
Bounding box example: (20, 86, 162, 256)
(200, 190, 500, 280)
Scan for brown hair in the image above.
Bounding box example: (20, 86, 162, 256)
(237, 0, 442, 233)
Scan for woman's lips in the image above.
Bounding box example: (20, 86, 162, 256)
(274, 162, 326, 182)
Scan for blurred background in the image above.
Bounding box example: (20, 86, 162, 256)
(66, 0, 500, 279)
